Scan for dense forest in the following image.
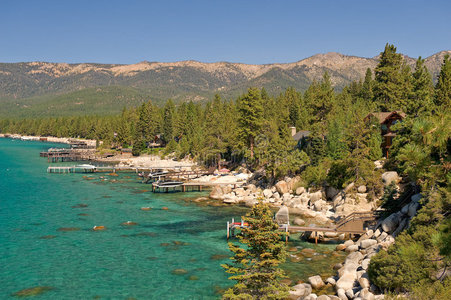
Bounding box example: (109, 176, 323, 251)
(1, 44, 450, 297)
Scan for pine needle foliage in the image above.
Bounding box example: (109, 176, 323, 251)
(221, 200, 289, 300)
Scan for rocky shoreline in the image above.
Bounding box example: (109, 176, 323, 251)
(208, 166, 421, 300)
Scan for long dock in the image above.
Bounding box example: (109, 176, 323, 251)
(142, 169, 213, 184)
(47, 165, 157, 174)
(151, 181, 239, 193)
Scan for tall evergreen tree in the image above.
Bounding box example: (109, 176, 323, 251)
(374, 44, 405, 111)
(237, 88, 264, 159)
(411, 57, 434, 115)
(162, 99, 176, 144)
(222, 200, 289, 299)
(435, 54, 451, 109)
(361, 68, 374, 102)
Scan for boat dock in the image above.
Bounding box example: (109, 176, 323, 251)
(47, 165, 156, 174)
(40, 148, 94, 162)
(151, 181, 239, 193)
(142, 169, 214, 183)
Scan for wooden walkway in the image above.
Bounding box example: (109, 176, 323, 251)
(151, 180, 238, 193)
(227, 212, 377, 243)
(48, 165, 158, 174)
(142, 170, 213, 183)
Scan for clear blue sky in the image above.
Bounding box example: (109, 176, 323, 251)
(1, 0, 450, 64)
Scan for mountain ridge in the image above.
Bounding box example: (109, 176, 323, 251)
(1, 50, 449, 117)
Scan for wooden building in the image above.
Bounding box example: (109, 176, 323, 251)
(365, 111, 405, 158)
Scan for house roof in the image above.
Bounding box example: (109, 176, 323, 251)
(365, 111, 406, 124)
(292, 130, 311, 141)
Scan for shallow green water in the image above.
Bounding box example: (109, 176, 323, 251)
(0, 138, 344, 299)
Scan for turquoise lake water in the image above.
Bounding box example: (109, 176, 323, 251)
(0, 138, 344, 299)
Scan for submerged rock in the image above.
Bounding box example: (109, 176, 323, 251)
(39, 235, 57, 239)
(121, 221, 138, 226)
(210, 254, 229, 260)
(57, 227, 80, 232)
(71, 203, 88, 208)
(12, 286, 54, 297)
(172, 268, 188, 275)
(188, 275, 199, 281)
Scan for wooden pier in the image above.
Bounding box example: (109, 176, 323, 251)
(47, 165, 157, 174)
(226, 211, 377, 244)
(151, 181, 237, 193)
(142, 169, 213, 184)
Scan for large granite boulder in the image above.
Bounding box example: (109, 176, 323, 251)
(381, 171, 400, 186)
(309, 191, 323, 202)
(275, 180, 289, 194)
(308, 275, 325, 289)
(381, 213, 400, 233)
(289, 283, 312, 300)
(209, 186, 224, 200)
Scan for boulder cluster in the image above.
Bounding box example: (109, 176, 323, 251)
(289, 192, 422, 300)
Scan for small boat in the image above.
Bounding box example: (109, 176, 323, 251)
(75, 164, 96, 169)
(154, 180, 184, 188)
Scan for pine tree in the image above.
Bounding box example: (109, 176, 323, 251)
(374, 44, 405, 111)
(361, 68, 374, 102)
(286, 87, 301, 127)
(222, 200, 289, 300)
(162, 99, 176, 144)
(435, 54, 451, 109)
(237, 88, 264, 160)
(411, 57, 434, 115)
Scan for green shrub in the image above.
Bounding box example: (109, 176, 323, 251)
(368, 233, 434, 291)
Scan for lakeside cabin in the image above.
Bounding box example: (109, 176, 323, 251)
(290, 127, 311, 147)
(365, 111, 405, 158)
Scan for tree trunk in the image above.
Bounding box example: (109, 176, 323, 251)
(250, 136, 254, 159)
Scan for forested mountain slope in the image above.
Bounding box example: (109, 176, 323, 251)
(0, 51, 449, 117)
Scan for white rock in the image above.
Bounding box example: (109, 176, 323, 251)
(345, 245, 359, 252)
(360, 288, 375, 300)
(338, 262, 358, 277)
(361, 258, 371, 270)
(359, 277, 370, 289)
(234, 187, 246, 197)
(296, 186, 306, 195)
(326, 277, 336, 286)
(376, 231, 388, 243)
(345, 289, 354, 299)
(345, 251, 363, 265)
(359, 239, 377, 249)
(344, 240, 354, 247)
(263, 189, 272, 198)
(317, 296, 330, 300)
(308, 275, 325, 289)
(381, 171, 399, 186)
(289, 283, 312, 299)
(310, 191, 323, 202)
(283, 192, 292, 201)
(357, 185, 367, 193)
(275, 180, 289, 194)
(304, 294, 318, 300)
(293, 217, 306, 226)
(337, 288, 347, 300)
(273, 192, 280, 200)
(344, 182, 355, 193)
